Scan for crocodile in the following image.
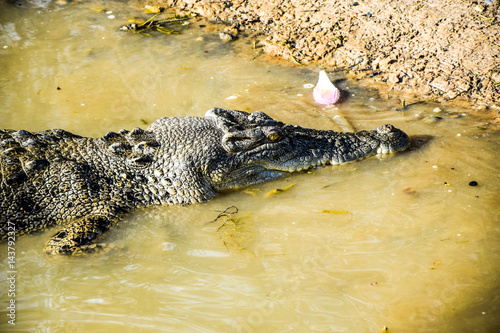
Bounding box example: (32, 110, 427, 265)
(0, 108, 409, 254)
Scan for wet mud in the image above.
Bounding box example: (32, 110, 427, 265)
(158, 0, 500, 122)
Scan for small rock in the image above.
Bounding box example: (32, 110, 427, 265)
(455, 80, 470, 92)
(445, 90, 458, 100)
(469, 181, 478, 186)
(430, 77, 450, 92)
(224, 26, 239, 36)
(379, 57, 395, 70)
(491, 72, 500, 83)
(219, 32, 233, 42)
(388, 72, 401, 84)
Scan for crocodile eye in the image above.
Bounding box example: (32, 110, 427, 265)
(267, 132, 280, 141)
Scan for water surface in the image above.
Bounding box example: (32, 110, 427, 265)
(1, 1, 499, 332)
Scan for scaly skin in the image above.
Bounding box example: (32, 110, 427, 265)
(0, 108, 409, 254)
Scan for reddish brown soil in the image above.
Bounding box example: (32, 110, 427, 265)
(154, 0, 499, 119)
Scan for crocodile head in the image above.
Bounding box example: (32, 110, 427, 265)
(204, 108, 409, 191)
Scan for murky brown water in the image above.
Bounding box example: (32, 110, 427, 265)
(1, 1, 499, 332)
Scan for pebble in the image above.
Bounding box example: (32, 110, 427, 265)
(469, 181, 478, 186)
(219, 32, 232, 42)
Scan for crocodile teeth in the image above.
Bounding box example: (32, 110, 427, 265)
(300, 162, 311, 171)
(377, 146, 389, 154)
(329, 157, 339, 165)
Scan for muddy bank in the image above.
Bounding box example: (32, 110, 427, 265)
(157, 0, 499, 115)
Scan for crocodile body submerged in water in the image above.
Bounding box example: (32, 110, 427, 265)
(0, 108, 409, 254)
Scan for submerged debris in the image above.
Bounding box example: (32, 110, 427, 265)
(119, 12, 194, 36)
(242, 188, 262, 197)
(403, 186, 416, 194)
(144, 5, 163, 14)
(321, 209, 349, 214)
(206, 206, 239, 224)
(395, 100, 409, 111)
(207, 206, 255, 252)
(264, 184, 296, 197)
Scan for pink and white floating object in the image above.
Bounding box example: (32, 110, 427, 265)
(313, 70, 340, 105)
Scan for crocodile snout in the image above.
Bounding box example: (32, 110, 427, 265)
(375, 124, 409, 154)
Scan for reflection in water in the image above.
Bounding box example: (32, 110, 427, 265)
(0, 1, 499, 332)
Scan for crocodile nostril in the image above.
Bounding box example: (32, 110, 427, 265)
(377, 124, 394, 134)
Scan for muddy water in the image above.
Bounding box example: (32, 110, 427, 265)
(1, 1, 499, 332)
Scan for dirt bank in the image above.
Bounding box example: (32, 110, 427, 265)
(156, 0, 499, 113)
